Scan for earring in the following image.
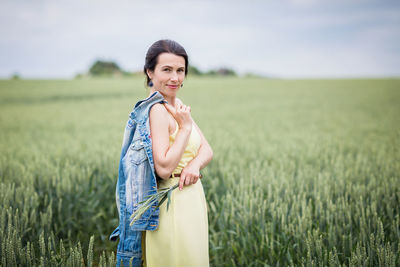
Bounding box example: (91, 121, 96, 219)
(148, 80, 153, 87)
(181, 83, 184, 88)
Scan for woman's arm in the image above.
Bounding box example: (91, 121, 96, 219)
(188, 119, 213, 170)
(178, 95, 214, 168)
(178, 119, 213, 190)
(149, 103, 192, 179)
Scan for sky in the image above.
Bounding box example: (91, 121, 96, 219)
(1, 0, 399, 79)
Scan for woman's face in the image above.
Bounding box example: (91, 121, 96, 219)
(147, 52, 186, 97)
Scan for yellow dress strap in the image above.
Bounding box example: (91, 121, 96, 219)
(170, 120, 179, 137)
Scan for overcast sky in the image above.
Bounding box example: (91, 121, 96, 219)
(1, 0, 399, 78)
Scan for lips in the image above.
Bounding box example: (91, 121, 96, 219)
(167, 85, 178, 89)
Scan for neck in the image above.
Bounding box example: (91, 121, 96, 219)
(149, 89, 175, 107)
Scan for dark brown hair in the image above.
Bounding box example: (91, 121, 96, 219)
(143, 39, 189, 86)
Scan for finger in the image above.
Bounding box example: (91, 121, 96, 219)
(179, 176, 185, 191)
(163, 103, 176, 116)
(185, 175, 191, 185)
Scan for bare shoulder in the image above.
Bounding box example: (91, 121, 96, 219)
(149, 103, 176, 135)
(149, 103, 168, 120)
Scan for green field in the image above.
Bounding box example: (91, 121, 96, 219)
(0, 77, 399, 266)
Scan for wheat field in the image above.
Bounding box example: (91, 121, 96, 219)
(0, 77, 399, 266)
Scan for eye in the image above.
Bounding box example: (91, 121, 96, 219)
(163, 68, 171, 72)
(178, 69, 185, 73)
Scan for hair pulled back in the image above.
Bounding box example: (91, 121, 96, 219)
(143, 39, 189, 86)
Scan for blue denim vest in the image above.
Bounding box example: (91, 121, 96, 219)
(109, 91, 167, 266)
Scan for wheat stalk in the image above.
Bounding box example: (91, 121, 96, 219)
(129, 182, 179, 226)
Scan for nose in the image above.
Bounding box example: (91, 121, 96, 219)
(170, 71, 178, 82)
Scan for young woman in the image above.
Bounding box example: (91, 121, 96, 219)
(142, 39, 213, 266)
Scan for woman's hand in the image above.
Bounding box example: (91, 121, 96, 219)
(163, 102, 192, 132)
(178, 162, 202, 190)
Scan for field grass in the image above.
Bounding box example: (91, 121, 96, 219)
(0, 77, 399, 266)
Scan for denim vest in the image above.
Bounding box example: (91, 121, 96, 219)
(109, 91, 166, 266)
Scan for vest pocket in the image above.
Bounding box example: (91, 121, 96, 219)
(129, 140, 147, 164)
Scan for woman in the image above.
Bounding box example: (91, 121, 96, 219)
(142, 39, 213, 267)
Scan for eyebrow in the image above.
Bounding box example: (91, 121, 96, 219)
(161, 65, 185, 69)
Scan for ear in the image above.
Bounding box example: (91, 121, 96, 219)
(146, 69, 153, 79)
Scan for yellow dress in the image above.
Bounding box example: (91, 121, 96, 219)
(142, 120, 209, 267)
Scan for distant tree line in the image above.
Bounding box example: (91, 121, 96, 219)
(75, 60, 239, 78)
(188, 65, 237, 76)
(75, 60, 132, 78)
